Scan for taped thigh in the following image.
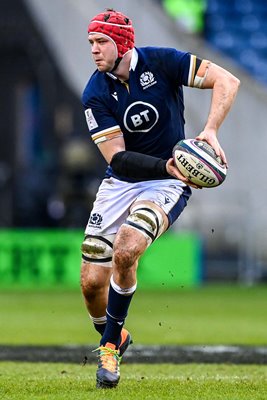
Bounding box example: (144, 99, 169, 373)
(123, 203, 165, 245)
(81, 234, 115, 267)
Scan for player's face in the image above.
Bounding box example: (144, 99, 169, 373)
(89, 34, 117, 72)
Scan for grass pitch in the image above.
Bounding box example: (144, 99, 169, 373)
(1, 285, 267, 399)
(0, 285, 267, 346)
(0, 362, 267, 400)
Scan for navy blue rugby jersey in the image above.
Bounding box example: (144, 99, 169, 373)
(82, 46, 200, 181)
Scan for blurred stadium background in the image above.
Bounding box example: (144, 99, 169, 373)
(1, 0, 267, 291)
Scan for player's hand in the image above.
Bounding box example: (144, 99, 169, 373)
(166, 158, 202, 189)
(195, 129, 228, 167)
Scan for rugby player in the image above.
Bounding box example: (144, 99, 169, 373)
(80, 8, 240, 389)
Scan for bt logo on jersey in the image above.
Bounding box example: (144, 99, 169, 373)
(123, 101, 159, 132)
(131, 110, 150, 127)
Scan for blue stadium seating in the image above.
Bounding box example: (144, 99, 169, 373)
(204, 0, 267, 85)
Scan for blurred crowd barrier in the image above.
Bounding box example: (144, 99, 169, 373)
(0, 230, 202, 289)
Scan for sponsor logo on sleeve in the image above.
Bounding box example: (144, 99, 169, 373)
(85, 108, 98, 131)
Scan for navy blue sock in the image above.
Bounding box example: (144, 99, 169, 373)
(93, 322, 106, 335)
(90, 315, 106, 336)
(100, 277, 136, 348)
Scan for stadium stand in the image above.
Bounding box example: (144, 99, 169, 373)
(204, 0, 267, 85)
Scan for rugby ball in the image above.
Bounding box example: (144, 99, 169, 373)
(172, 139, 227, 188)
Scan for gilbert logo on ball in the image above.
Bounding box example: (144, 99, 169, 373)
(172, 139, 227, 188)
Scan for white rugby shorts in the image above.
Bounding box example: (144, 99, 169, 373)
(85, 177, 191, 236)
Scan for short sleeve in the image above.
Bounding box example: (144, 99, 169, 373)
(158, 48, 202, 87)
(82, 85, 122, 145)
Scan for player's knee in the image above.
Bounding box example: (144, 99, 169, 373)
(123, 202, 165, 245)
(80, 264, 106, 300)
(81, 234, 115, 267)
(113, 246, 139, 270)
(80, 233, 115, 297)
(81, 280, 101, 302)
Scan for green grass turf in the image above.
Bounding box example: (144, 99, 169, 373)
(0, 285, 267, 345)
(0, 362, 267, 400)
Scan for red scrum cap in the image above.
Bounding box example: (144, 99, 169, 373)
(88, 9, 135, 59)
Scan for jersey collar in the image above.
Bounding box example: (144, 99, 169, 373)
(130, 48, 138, 71)
(106, 48, 138, 80)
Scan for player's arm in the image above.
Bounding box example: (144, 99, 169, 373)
(98, 135, 169, 180)
(84, 104, 176, 181)
(84, 96, 197, 184)
(192, 60, 240, 164)
(98, 135, 200, 186)
(97, 133, 125, 164)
